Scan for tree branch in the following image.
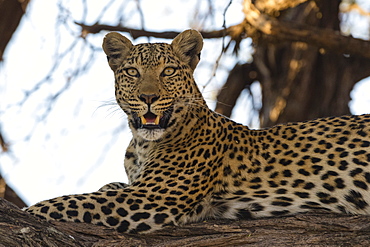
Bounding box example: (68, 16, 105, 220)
(2, 198, 370, 246)
(77, 4, 370, 60)
(254, 0, 309, 14)
(75, 22, 245, 40)
(0, 131, 8, 152)
(242, 0, 370, 59)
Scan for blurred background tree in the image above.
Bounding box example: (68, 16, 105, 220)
(0, 0, 369, 206)
(0, 0, 30, 208)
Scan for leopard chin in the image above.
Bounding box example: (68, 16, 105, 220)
(137, 128, 165, 141)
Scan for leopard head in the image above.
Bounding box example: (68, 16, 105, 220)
(102, 30, 204, 141)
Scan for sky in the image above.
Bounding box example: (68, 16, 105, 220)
(0, 0, 369, 205)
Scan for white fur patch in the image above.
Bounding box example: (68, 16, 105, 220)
(137, 128, 165, 141)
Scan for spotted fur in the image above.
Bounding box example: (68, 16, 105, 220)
(25, 30, 370, 233)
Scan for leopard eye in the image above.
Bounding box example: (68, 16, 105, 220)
(125, 68, 139, 77)
(162, 67, 176, 76)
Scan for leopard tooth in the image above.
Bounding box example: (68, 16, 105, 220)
(154, 115, 160, 125)
(140, 116, 147, 125)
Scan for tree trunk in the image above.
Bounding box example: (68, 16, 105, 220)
(0, 175, 27, 208)
(0, 0, 30, 61)
(256, 0, 370, 127)
(216, 0, 370, 127)
(214, 63, 259, 118)
(0, 0, 30, 208)
(1, 198, 370, 246)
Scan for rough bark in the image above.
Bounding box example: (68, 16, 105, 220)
(2, 198, 370, 246)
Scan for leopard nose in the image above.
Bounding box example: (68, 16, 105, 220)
(139, 94, 159, 104)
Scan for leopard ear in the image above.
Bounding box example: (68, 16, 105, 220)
(171, 29, 203, 70)
(102, 32, 133, 71)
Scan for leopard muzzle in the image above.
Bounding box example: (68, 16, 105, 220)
(133, 109, 172, 130)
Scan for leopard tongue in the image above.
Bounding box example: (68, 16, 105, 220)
(141, 113, 160, 125)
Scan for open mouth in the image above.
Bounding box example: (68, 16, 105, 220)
(133, 110, 172, 130)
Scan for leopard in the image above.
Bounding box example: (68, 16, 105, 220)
(25, 29, 370, 234)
